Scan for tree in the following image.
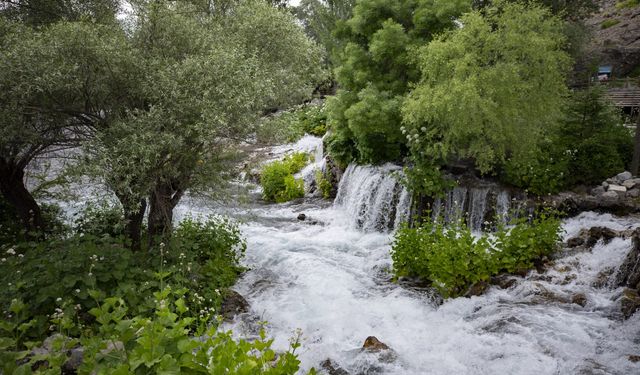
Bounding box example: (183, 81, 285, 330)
(0, 0, 119, 26)
(88, 0, 322, 247)
(402, 2, 570, 193)
(0, 18, 139, 236)
(325, 0, 470, 167)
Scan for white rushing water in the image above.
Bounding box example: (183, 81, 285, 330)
(209, 161, 640, 375)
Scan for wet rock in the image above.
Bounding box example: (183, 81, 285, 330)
(297, 213, 306, 221)
(361, 336, 397, 364)
(615, 229, 640, 288)
(601, 190, 619, 199)
(362, 336, 389, 352)
(490, 275, 517, 289)
(220, 290, 250, 321)
(620, 288, 640, 319)
(593, 268, 615, 288)
(628, 189, 640, 198)
(628, 355, 640, 363)
(320, 359, 350, 375)
(465, 281, 489, 297)
(531, 283, 570, 305)
(571, 293, 588, 307)
(566, 237, 585, 248)
(616, 171, 633, 184)
(608, 184, 627, 193)
(576, 226, 619, 248)
(591, 186, 606, 196)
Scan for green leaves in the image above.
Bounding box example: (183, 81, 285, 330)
(391, 212, 562, 298)
(260, 153, 309, 202)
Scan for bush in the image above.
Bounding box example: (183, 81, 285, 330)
(0, 216, 245, 343)
(73, 202, 126, 238)
(391, 212, 562, 298)
(260, 153, 308, 202)
(315, 169, 333, 199)
(501, 142, 570, 195)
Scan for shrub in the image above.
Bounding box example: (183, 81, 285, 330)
(391, 212, 562, 298)
(315, 169, 333, 199)
(501, 142, 570, 195)
(261, 153, 308, 202)
(73, 202, 126, 238)
(0, 216, 245, 342)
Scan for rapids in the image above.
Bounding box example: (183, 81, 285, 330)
(176, 136, 640, 374)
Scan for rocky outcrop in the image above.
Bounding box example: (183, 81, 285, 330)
(615, 228, 640, 289)
(220, 290, 250, 321)
(620, 288, 640, 319)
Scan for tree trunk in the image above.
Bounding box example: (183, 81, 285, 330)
(0, 160, 45, 237)
(114, 190, 147, 251)
(148, 180, 184, 248)
(124, 199, 146, 251)
(632, 111, 640, 177)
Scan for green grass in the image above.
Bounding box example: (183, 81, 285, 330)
(616, 0, 639, 10)
(601, 19, 621, 29)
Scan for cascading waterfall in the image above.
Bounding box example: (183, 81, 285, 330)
(334, 163, 523, 232)
(334, 164, 411, 232)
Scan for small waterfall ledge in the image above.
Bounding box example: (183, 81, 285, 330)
(334, 163, 528, 232)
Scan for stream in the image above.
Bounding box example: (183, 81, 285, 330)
(173, 137, 640, 375)
(40, 136, 640, 374)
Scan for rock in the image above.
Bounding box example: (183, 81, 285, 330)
(608, 184, 627, 193)
(362, 336, 390, 352)
(623, 178, 640, 190)
(590, 186, 605, 196)
(628, 355, 640, 363)
(615, 229, 640, 288)
(571, 293, 588, 307)
(628, 188, 640, 199)
(490, 275, 517, 289)
(583, 226, 619, 247)
(601, 190, 619, 199)
(593, 268, 615, 288)
(616, 171, 633, 184)
(220, 290, 250, 321)
(319, 359, 350, 375)
(62, 347, 84, 374)
(602, 181, 609, 189)
(567, 237, 585, 248)
(465, 281, 489, 297)
(620, 288, 640, 319)
(297, 213, 306, 221)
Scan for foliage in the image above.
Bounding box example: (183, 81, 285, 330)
(73, 202, 126, 238)
(0, 289, 305, 374)
(391, 212, 562, 298)
(557, 88, 632, 186)
(601, 19, 620, 29)
(295, 0, 356, 66)
(261, 153, 309, 202)
(501, 141, 570, 195)
(315, 169, 333, 199)
(0, 216, 245, 344)
(616, 0, 640, 10)
(474, 0, 599, 20)
(257, 103, 328, 145)
(403, 2, 570, 191)
(326, 0, 470, 166)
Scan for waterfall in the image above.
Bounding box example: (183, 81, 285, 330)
(334, 164, 411, 232)
(334, 163, 526, 233)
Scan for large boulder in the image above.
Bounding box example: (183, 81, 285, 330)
(616, 171, 633, 184)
